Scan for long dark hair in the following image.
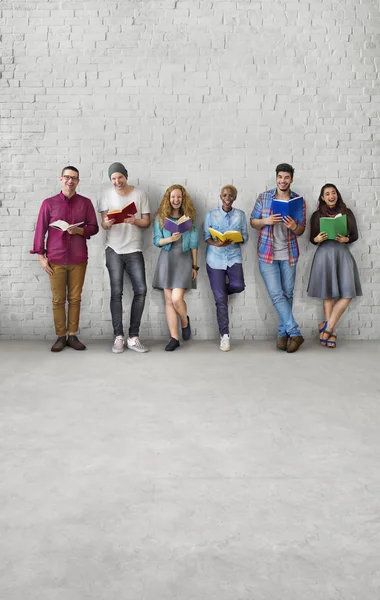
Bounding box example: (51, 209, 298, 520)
(317, 183, 348, 216)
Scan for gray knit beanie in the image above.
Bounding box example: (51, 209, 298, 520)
(108, 162, 128, 180)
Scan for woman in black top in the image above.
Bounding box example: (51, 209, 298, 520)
(307, 183, 362, 347)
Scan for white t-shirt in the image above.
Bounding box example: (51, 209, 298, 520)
(98, 187, 151, 255)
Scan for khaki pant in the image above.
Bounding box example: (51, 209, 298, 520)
(49, 262, 87, 336)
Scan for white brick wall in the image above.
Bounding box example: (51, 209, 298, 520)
(1, 0, 379, 340)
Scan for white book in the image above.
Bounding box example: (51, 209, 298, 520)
(49, 220, 84, 231)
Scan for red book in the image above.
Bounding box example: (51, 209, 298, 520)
(107, 201, 137, 224)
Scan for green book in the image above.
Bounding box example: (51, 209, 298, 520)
(320, 214, 347, 239)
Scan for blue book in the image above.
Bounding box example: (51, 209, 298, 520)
(271, 196, 304, 223)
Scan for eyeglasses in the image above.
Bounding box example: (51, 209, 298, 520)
(62, 175, 79, 182)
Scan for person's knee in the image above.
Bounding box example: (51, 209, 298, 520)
(229, 283, 245, 294)
(134, 284, 147, 298)
(52, 297, 65, 308)
(270, 289, 285, 306)
(165, 295, 174, 309)
(215, 297, 228, 309)
(68, 295, 81, 305)
(110, 286, 123, 302)
(283, 287, 294, 305)
(172, 297, 183, 311)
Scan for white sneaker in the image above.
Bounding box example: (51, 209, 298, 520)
(220, 334, 231, 352)
(112, 335, 124, 354)
(127, 337, 149, 353)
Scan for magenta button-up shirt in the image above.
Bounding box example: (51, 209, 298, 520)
(30, 191, 99, 264)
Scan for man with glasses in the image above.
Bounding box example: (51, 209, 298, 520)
(31, 166, 99, 352)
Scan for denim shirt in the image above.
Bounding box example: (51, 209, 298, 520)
(203, 206, 248, 269)
(153, 217, 199, 252)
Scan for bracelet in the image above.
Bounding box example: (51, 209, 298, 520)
(192, 265, 199, 271)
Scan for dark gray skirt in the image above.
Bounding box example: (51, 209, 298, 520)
(152, 238, 194, 290)
(307, 240, 362, 299)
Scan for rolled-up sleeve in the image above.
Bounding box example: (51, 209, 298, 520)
(203, 212, 211, 242)
(83, 200, 99, 239)
(190, 223, 199, 249)
(153, 217, 164, 248)
(30, 200, 49, 255)
(251, 196, 262, 220)
(300, 198, 307, 229)
(240, 212, 248, 244)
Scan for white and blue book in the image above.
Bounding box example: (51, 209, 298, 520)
(271, 196, 304, 223)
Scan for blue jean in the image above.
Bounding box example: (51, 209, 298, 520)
(105, 248, 147, 338)
(259, 259, 301, 338)
(206, 263, 245, 335)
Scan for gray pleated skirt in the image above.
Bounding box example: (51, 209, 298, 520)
(152, 238, 194, 290)
(307, 240, 362, 299)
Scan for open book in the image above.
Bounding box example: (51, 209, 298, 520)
(107, 201, 137, 224)
(208, 227, 243, 243)
(272, 196, 304, 223)
(164, 215, 193, 234)
(320, 214, 347, 239)
(50, 220, 84, 232)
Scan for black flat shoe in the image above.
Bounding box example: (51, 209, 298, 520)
(165, 337, 180, 352)
(182, 316, 191, 341)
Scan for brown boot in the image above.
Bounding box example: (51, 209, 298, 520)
(67, 335, 86, 351)
(51, 336, 67, 353)
(287, 335, 304, 353)
(276, 336, 288, 351)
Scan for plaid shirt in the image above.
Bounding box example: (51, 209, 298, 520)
(251, 188, 306, 266)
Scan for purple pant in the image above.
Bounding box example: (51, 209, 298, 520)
(206, 263, 245, 335)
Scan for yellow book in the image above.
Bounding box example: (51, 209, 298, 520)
(208, 227, 243, 243)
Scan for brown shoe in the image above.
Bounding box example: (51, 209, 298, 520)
(287, 335, 304, 354)
(276, 336, 288, 351)
(67, 335, 86, 351)
(51, 336, 67, 353)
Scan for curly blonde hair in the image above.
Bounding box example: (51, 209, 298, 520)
(156, 184, 196, 227)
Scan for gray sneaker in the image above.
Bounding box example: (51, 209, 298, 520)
(112, 335, 125, 354)
(127, 337, 149, 353)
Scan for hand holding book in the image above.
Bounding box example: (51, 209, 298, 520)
(314, 231, 329, 244)
(265, 214, 283, 226)
(336, 234, 350, 244)
(214, 238, 232, 247)
(282, 216, 298, 232)
(171, 231, 182, 243)
(315, 231, 349, 244)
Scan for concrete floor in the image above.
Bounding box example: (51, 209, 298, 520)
(0, 339, 380, 600)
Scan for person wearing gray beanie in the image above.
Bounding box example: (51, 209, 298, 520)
(98, 164, 151, 354)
